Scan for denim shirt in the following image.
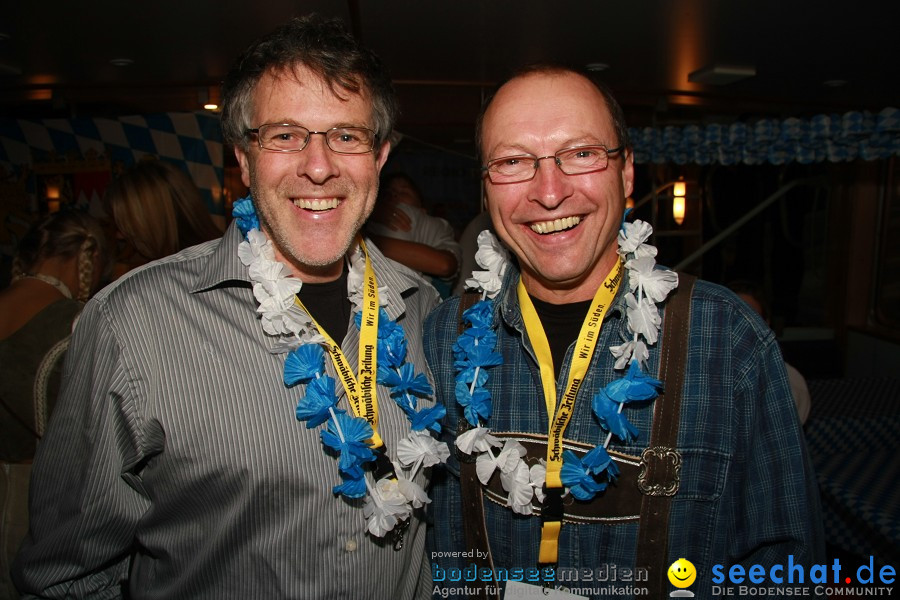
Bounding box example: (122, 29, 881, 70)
(424, 262, 825, 600)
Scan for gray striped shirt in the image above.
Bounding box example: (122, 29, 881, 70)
(13, 223, 440, 599)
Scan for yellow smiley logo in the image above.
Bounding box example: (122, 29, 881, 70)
(667, 558, 697, 588)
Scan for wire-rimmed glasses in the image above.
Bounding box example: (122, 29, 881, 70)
(245, 124, 378, 154)
(483, 144, 624, 184)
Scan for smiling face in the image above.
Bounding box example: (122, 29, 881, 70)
(481, 71, 634, 303)
(234, 64, 390, 282)
(667, 558, 697, 588)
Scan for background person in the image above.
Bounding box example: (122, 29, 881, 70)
(367, 172, 461, 297)
(104, 159, 222, 277)
(726, 279, 812, 424)
(0, 210, 108, 599)
(13, 16, 438, 599)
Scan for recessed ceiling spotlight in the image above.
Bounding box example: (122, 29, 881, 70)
(823, 79, 847, 88)
(586, 62, 610, 72)
(688, 64, 756, 85)
(110, 58, 134, 67)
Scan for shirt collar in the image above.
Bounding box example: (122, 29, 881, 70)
(362, 236, 420, 322)
(189, 222, 420, 322)
(496, 257, 628, 334)
(191, 221, 250, 293)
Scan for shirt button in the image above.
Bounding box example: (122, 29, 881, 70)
(345, 539, 358, 552)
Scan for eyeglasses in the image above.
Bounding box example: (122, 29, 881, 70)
(483, 144, 625, 184)
(245, 124, 378, 154)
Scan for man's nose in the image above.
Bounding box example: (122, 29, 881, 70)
(296, 133, 339, 183)
(529, 157, 571, 210)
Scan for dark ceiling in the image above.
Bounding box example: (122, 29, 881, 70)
(1, 0, 897, 156)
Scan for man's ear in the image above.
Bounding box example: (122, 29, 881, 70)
(621, 150, 635, 198)
(235, 146, 252, 188)
(375, 141, 392, 172)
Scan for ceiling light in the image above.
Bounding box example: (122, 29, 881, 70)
(200, 86, 221, 111)
(688, 64, 756, 86)
(585, 62, 610, 72)
(110, 58, 134, 67)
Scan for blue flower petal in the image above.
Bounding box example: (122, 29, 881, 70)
(582, 445, 615, 477)
(560, 450, 608, 501)
(453, 364, 490, 387)
(232, 195, 260, 236)
(333, 471, 367, 499)
(333, 412, 373, 444)
(605, 361, 663, 403)
(591, 388, 640, 443)
(295, 376, 340, 428)
(462, 300, 494, 329)
(382, 363, 433, 399)
(409, 404, 447, 433)
(378, 334, 408, 368)
(455, 381, 492, 426)
(465, 344, 503, 369)
(455, 327, 498, 355)
(377, 308, 404, 336)
(284, 344, 326, 386)
(320, 413, 376, 473)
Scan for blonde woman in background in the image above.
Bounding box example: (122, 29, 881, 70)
(0, 210, 108, 599)
(106, 160, 223, 277)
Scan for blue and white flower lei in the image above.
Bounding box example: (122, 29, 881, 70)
(233, 195, 450, 538)
(454, 215, 678, 513)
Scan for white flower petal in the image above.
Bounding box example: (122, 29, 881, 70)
(529, 461, 547, 504)
(626, 258, 678, 303)
(466, 270, 503, 298)
(396, 431, 450, 468)
(632, 243, 658, 259)
(396, 476, 430, 508)
(474, 230, 510, 273)
(475, 451, 500, 485)
(237, 230, 275, 267)
(617, 220, 653, 255)
(456, 426, 501, 455)
(467, 230, 509, 298)
(609, 339, 650, 370)
(500, 461, 534, 515)
(363, 478, 412, 537)
(495, 440, 527, 474)
(625, 293, 661, 344)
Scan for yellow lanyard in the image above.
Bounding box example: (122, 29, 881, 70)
(295, 238, 383, 448)
(517, 260, 623, 563)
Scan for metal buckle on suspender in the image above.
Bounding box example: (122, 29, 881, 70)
(637, 446, 682, 496)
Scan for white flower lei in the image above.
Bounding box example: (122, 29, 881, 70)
(233, 196, 449, 541)
(454, 218, 678, 513)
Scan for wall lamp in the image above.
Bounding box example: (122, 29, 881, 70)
(672, 177, 686, 226)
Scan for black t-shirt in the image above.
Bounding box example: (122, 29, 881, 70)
(297, 267, 351, 342)
(529, 295, 594, 380)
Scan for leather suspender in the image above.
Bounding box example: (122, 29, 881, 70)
(456, 275, 695, 598)
(634, 273, 695, 598)
(456, 291, 500, 599)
